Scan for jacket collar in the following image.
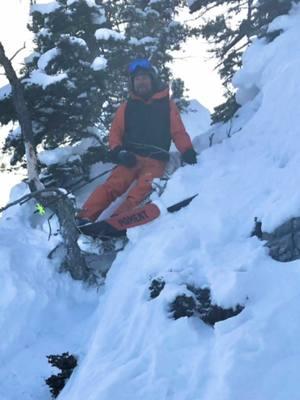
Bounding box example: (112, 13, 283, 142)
(130, 87, 169, 103)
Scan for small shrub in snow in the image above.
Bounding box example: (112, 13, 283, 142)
(45, 352, 77, 398)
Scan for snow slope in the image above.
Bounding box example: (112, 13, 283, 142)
(0, 96, 210, 399)
(59, 5, 300, 400)
(1, 4, 300, 400)
(0, 183, 99, 400)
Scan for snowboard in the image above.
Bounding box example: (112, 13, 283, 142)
(78, 194, 198, 239)
(77, 194, 198, 280)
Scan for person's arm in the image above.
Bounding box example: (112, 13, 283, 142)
(170, 100, 197, 164)
(109, 102, 126, 150)
(109, 102, 137, 167)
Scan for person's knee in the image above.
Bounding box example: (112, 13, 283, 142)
(138, 173, 154, 189)
(103, 179, 125, 199)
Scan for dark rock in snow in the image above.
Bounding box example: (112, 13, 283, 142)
(251, 217, 263, 239)
(266, 217, 300, 262)
(252, 216, 300, 262)
(149, 278, 166, 299)
(170, 294, 197, 319)
(170, 285, 244, 327)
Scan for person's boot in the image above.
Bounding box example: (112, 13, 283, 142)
(75, 217, 92, 228)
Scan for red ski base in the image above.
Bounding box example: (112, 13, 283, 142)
(108, 203, 160, 230)
(78, 194, 198, 239)
(78, 203, 160, 238)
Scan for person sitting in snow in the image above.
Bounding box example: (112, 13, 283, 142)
(77, 58, 197, 225)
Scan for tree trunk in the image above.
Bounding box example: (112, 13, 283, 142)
(0, 42, 43, 191)
(51, 192, 93, 282)
(0, 42, 91, 282)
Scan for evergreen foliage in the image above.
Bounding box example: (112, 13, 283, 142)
(189, 0, 298, 122)
(45, 352, 77, 398)
(0, 0, 192, 167)
(1, 0, 107, 164)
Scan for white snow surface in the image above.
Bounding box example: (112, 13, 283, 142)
(95, 28, 125, 41)
(38, 137, 99, 166)
(181, 99, 211, 141)
(1, 5, 300, 400)
(62, 34, 88, 48)
(0, 84, 11, 100)
(67, 0, 98, 6)
(0, 183, 99, 400)
(31, 1, 60, 14)
(91, 56, 107, 71)
(24, 70, 67, 89)
(37, 48, 60, 71)
(61, 6, 300, 399)
(129, 36, 158, 46)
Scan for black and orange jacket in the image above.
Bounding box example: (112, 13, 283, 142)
(109, 87, 193, 161)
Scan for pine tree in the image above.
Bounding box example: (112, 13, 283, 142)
(1, 0, 108, 165)
(189, 0, 298, 123)
(0, 0, 193, 169)
(95, 0, 193, 121)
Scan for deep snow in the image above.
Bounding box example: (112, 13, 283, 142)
(1, 4, 300, 400)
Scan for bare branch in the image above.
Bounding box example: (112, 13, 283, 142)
(9, 43, 26, 62)
(0, 192, 32, 213)
(47, 213, 56, 241)
(0, 166, 114, 215)
(0, 187, 64, 214)
(184, 4, 221, 22)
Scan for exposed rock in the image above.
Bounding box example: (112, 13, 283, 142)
(149, 278, 166, 299)
(251, 217, 263, 239)
(170, 285, 244, 326)
(170, 294, 196, 319)
(265, 217, 300, 262)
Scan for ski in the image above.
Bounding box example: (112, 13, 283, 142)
(78, 194, 198, 239)
(166, 193, 198, 213)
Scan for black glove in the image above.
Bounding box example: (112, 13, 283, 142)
(118, 150, 137, 167)
(182, 148, 197, 165)
(110, 146, 137, 167)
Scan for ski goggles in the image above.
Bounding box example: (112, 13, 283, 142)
(128, 59, 152, 74)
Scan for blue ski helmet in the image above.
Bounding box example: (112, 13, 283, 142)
(128, 58, 159, 92)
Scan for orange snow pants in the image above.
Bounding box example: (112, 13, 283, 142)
(78, 155, 166, 221)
